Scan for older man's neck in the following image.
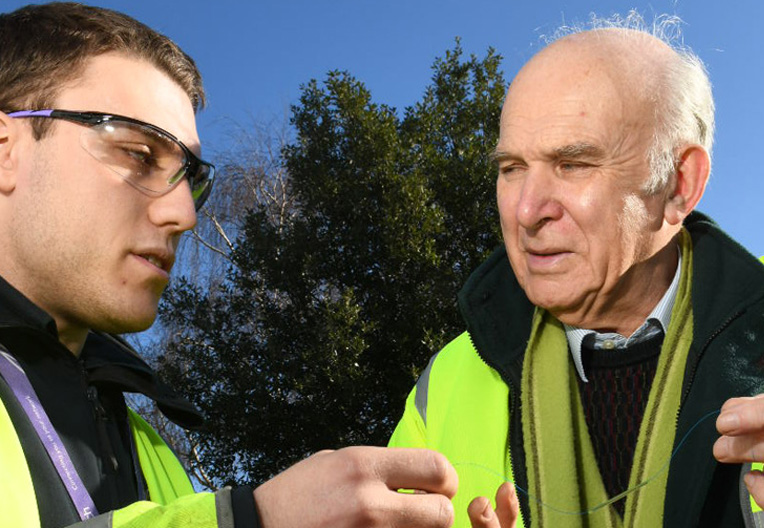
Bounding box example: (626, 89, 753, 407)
(557, 243, 680, 337)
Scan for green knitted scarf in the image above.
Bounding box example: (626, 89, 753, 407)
(520, 229, 694, 528)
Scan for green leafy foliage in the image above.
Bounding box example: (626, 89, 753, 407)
(155, 42, 506, 486)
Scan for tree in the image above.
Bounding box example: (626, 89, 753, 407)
(154, 41, 507, 487)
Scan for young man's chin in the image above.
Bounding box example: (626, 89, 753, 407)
(96, 304, 159, 335)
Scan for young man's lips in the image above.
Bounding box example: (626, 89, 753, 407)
(143, 255, 164, 268)
(133, 252, 174, 275)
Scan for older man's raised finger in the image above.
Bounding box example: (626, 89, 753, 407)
(717, 396, 764, 435)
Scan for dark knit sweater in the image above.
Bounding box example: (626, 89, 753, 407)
(576, 332, 664, 517)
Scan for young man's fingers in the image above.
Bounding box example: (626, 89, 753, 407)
(386, 489, 455, 528)
(371, 447, 458, 497)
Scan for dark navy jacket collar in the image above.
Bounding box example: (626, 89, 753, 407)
(0, 273, 59, 337)
(0, 271, 203, 428)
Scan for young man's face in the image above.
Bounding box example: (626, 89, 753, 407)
(2, 52, 200, 341)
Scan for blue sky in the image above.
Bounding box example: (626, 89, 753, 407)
(3, 0, 764, 253)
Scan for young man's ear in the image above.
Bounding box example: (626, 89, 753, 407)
(664, 145, 710, 226)
(0, 111, 19, 193)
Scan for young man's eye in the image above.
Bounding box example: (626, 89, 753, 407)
(126, 147, 151, 162)
(116, 143, 159, 167)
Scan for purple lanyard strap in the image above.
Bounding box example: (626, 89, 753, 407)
(0, 348, 99, 521)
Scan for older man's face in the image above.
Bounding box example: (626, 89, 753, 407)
(495, 45, 671, 328)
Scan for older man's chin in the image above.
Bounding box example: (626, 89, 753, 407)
(523, 285, 586, 315)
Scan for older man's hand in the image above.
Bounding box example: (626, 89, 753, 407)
(714, 394, 764, 507)
(467, 482, 519, 528)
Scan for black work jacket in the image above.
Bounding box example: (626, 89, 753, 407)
(0, 273, 203, 528)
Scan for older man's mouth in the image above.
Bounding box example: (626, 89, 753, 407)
(525, 249, 571, 270)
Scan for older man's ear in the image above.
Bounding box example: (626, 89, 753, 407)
(664, 145, 711, 226)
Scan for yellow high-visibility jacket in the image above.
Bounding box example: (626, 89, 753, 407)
(0, 404, 233, 528)
(391, 212, 764, 527)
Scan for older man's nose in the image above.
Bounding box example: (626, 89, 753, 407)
(515, 167, 564, 231)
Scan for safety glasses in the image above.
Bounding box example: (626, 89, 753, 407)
(8, 109, 215, 210)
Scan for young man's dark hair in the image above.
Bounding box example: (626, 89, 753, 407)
(0, 2, 205, 138)
(0, 3, 458, 528)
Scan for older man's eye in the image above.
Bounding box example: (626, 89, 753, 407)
(559, 162, 595, 176)
(499, 164, 524, 179)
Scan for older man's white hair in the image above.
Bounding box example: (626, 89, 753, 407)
(547, 10, 715, 194)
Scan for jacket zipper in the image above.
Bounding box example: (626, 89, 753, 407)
(679, 309, 743, 413)
(86, 382, 123, 510)
(467, 331, 527, 525)
(86, 385, 119, 473)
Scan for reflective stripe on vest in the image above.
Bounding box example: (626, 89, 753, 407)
(392, 333, 518, 527)
(414, 353, 438, 426)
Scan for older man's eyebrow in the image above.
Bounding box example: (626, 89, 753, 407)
(553, 143, 605, 159)
(490, 149, 518, 163)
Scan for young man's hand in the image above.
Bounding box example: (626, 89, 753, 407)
(254, 446, 458, 527)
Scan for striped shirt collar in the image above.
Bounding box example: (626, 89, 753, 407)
(564, 248, 682, 382)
